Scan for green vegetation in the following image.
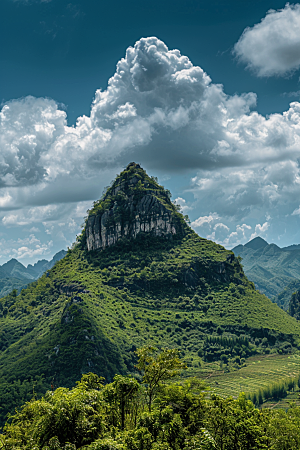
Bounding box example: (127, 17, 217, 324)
(201, 354, 300, 398)
(0, 164, 300, 427)
(246, 375, 300, 406)
(89, 164, 173, 216)
(289, 290, 300, 319)
(274, 279, 300, 311)
(3, 349, 300, 450)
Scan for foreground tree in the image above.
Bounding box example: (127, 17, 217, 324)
(135, 346, 187, 411)
(103, 375, 140, 430)
(2, 374, 106, 449)
(3, 348, 300, 450)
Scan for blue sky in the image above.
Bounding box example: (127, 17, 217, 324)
(1, 0, 300, 264)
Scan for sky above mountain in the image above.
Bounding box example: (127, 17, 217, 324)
(1, 0, 300, 264)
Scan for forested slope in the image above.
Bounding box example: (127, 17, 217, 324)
(0, 163, 299, 427)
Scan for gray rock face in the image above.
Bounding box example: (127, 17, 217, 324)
(86, 194, 177, 251)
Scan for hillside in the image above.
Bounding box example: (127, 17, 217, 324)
(0, 163, 299, 427)
(232, 237, 300, 304)
(0, 250, 67, 298)
(274, 280, 300, 311)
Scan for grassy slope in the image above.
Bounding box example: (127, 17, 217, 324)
(0, 228, 300, 425)
(1, 163, 300, 425)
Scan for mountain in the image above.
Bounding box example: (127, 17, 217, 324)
(27, 250, 67, 279)
(274, 279, 300, 311)
(1, 259, 36, 281)
(283, 244, 300, 251)
(232, 238, 300, 303)
(289, 290, 300, 320)
(0, 162, 299, 427)
(0, 250, 67, 298)
(244, 236, 268, 251)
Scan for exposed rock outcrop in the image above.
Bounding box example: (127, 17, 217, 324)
(85, 163, 183, 251)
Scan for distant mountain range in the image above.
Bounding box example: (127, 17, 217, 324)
(0, 250, 67, 298)
(232, 237, 300, 309)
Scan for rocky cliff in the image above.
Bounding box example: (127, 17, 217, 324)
(86, 163, 184, 251)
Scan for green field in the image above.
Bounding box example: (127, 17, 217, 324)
(262, 390, 300, 409)
(196, 353, 300, 399)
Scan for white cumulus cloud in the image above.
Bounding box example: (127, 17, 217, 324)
(234, 4, 300, 77)
(0, 234, 53, 261)
(2, 36, 300, 201)
(191, 213, 219, 228)
(2, 37, 300, 257)
(0, 96, 66, 187)
(250, 222, 270, 241)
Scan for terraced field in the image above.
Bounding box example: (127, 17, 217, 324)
(262, 390, 300, 409)
(198, 353, 300, 398)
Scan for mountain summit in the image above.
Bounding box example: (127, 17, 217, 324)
(244, 236, 268, 251)
(0, 164, 299, 427)
(85, 163, 185, 251)
(232, 238, 300, 304)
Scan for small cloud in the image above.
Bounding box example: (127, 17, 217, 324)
(250, 222, 269, 240)
(282, 90, 300, 98)
(3, 234, 53, 261)
(191, 212, 219, 228)
(207, 222, 230, 243)
(234, 4, 300, 77)
(174, 197, 192, 213)
(0, 193, 12, 208)
(222, 223, 252, 247)
(2, 214, 28, 227)
(2, 205, 62, 227)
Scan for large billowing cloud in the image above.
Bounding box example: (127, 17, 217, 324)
(0, 37, 257, 190)
(0, 97, 66, 187)
(3, 36, 300, 187)
(234, 4, 300, 77)
(2, 36, 300, 260)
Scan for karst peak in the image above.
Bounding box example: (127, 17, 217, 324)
(85, 163, 186, 251)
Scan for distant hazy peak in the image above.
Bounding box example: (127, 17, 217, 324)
(0, 250, 67, 282)
(2, 258, 26, 271)
(283, 244, 300, 251)
(52, 250, 67, 262)
(244, 236, 268, 250)
(231, 244, 244, 253)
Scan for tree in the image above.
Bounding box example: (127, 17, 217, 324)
(2, 374, 106, 449)
(135, 346, 187, 411)
(103, 375, 140, 430)
(206, 394, 266, 450)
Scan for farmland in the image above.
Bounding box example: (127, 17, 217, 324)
(194, 353, 300, 405)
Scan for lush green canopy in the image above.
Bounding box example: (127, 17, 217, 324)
(2, 348, 300, 450)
